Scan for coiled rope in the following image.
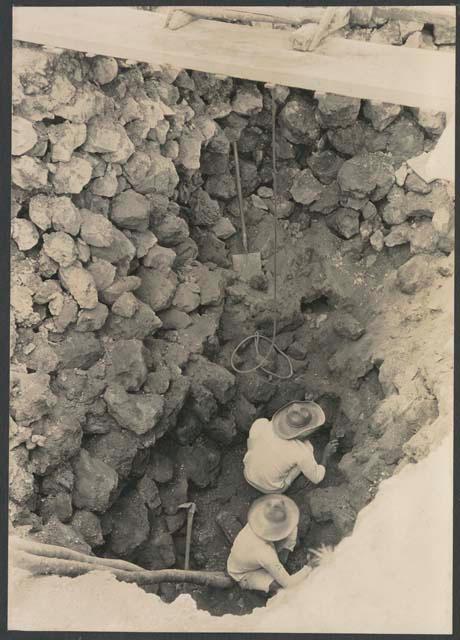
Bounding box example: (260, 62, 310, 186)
(230, 90, 294, 380)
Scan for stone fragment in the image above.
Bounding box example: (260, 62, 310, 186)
(112, 291, 139, 318)
(290, 168, 323, 205)
(189, 188, 221, 226)
(9, 446, 35, 504)
(333, 313, 365, 340)
(50, 295, 79, 332)
(106, 490, 150, 556)
(151, 214, 189, 247)
(107, 339, 147, 391)
(12, 116, 38, 155)
(124, 151, 178, 196)
(84, 116, 133, 161)
(178, 439, 221, 488)
(136, 518, 176, 570)
(72, 449, 118, 512)
(75, 302, 108, 332)
(52, 157, 92, 194)
(185, 356, 235, 404)
(87, 258, 116, 291)
(10, 370, 56, 425)
(405, 172, 431, 194)
(12, 156, 48, 189)
(42, 231, 78, 267)
(30, 517, 91, 555)
(386, 117, 425, 167)
(100, 276, 140, 305)
(340, 153, 394, 203)
(91, 56, 118, 84)
(142, 244, 176, 271)
(90, 167, 118, 198)
(130, 230, 158, 259)
(172, 282, 201, 313)
(177, 128, 204, 170)
(158, 308, 192, 330)
(105, 300, 162, 340)
(86, 427, 139, 480)
(232, 83, 263, 115)
(212, 217, 236, 239)
(381, 185, 408, 225)
(362, 201, 377, 220)
(384, 223, 411, 247)
(11, 218, 40, 251)
(205, 173, 237, 201)
(315, 92, 361, 128)
(111, 190, 150, 231)
(148, 450, 174, 484)
(30, 411, 82, 475)
(307, 150, 344, 185)
(48, 122, 87, 162)
(53, 85, 108, 123)
(38, 492, 73, 523)
(136, 266, 177, 312)
(104, 384, 164, 435)
(396, 254, 435, 294)
(80, 209, 114, 247)
(53, 330, 103, 370)
(370, 230, 385, 252)
(279, 97, 320, 145)
(327, 208, 360, 239)
(204, 415, 237, 446)
(59, 264, 98, 309)
(410, 108, 446, 136)
(41, 462, 74, 496)
(71, 510, 104, 547)
(310, 182, 340, 214)
(90, 227, 136, 264)
(409, 220, 439, 255)
(362, 100, 401, 131)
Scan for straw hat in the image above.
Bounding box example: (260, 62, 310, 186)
(248, 494, 299, 542)
(272, 400, 325, 440)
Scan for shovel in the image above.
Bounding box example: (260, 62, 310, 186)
(178, 502, 196, 571)
(231, 139, 262, 282)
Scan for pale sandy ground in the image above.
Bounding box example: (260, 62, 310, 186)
(8, 430, 452, 634)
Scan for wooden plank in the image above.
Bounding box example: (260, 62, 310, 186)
(13, 6, 455, 112)
(156, 6, 325, 25)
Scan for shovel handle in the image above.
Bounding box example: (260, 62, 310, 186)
(232, 141, 248, 254)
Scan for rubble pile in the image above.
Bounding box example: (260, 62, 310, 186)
(10, 39, 453, 613)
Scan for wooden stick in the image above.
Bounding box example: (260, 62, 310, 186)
(157, 5, 325, 26)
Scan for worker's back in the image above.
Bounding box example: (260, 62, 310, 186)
(243, 418, 315, 492)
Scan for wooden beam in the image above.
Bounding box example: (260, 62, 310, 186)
(13, 6, 455, 112)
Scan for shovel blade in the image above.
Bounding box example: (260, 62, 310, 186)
(232, 252, 262, 282)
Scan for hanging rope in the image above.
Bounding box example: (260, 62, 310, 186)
(230, 90, 293, 380)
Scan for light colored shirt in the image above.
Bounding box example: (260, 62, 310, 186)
(227, 523, 297, 588)
(243, 418, 326, 493)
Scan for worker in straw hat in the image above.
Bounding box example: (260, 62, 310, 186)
(227, 494, 309, 593)
(243, 400, 339, 494)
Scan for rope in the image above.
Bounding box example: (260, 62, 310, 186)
(230, 91, 293, 380)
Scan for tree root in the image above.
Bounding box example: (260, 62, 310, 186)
(9, 536, 233, 589)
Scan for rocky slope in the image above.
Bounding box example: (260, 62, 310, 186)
(9, 24, 454, 614)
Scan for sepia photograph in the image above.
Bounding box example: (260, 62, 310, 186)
(6, 2, 455, 635)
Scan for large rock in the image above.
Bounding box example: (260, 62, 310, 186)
(30, 411, 82, 475)
(58, 263, 98, 309)
(38, 492, 73, 524)
(337, 152, 394, 201)
(11, 219, 40, 251)
(29, 194, 81, 235)
(72, 449, 118, 512)
(42, 231, 78, 267)
(91, 56, 118, 84)
(327, 208, 360, 239)
(52, 157, 93, 194)
(396, 255, 435, 294)
(71, 510, 104, 547)
(105, 299, 162, 339)
(205, 174, 237, 201)
(12, 156, 48, 190)
(189, 188, 221, 226)
(54, 330, 103, 370)
(106, 339, 148, 391)
(177, 128, 204, 170)
(85, 426, 139, 480)
(41, 462, 74, 496)
(30, 516, 92, 554)
(90, 227, 136, 264)
(75, 303, 108, 332)
(142, 244, 176, 271)
(12, 116, 38, 155)
(333, 312, 365, 340)
(84, 116, 134, 163)
(315, 92, 361, 128)
(290, 168, 323, 205)
(136, 266, 178, 312)
(104, 384, 164, 435)
(9, 446, 35, 505)
(80, 209, 114, 247)
(123, 151, 178, 196)
(10, 370, 56, 426)
(185, 355, 235, 404)
(86, 259, 116, 291)
(363, 100, 401, 131)
(151, 213, 189, 247)
(48, 122, 87, 162)
(100, 276, 141, 305)
(231, 83, 263, 115)
(106, 489, 150, 557)
(135, 517, 176, 570)
(386, 117, 425, 167)
(178, 438, 221, 488)
(111, 190, 150, 231)
(307, 150, 344, 185)
(278, 96, 320, 145)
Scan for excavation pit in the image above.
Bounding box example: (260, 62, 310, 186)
(9, 18, 454, 623)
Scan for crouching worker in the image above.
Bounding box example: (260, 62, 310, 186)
(227, 494, 309, 594)
(243, 400, 338, 494)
